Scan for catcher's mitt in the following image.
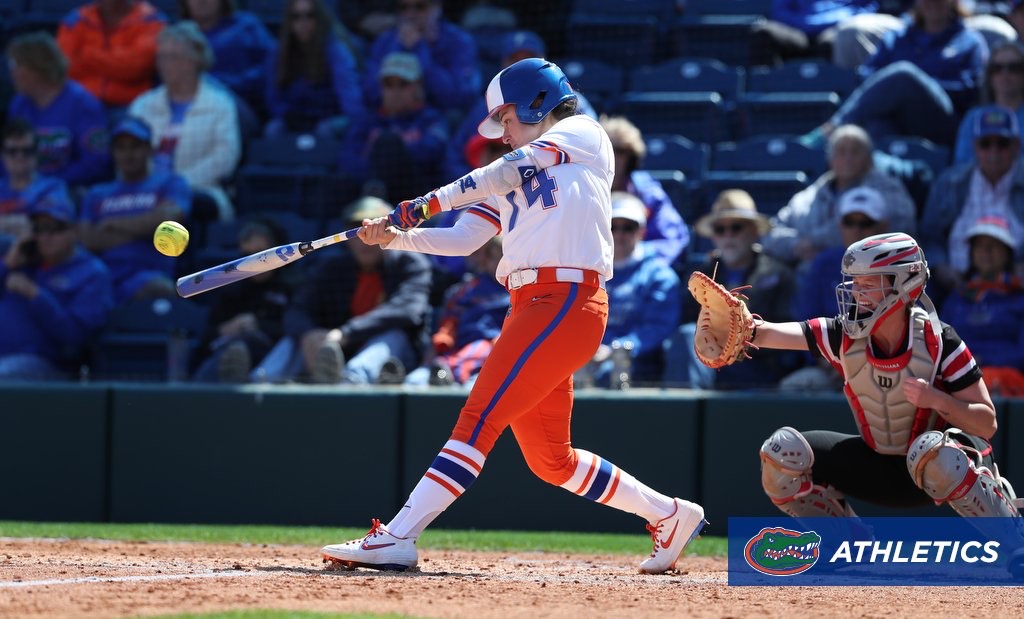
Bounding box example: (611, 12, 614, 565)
(687, 271, 758, 369)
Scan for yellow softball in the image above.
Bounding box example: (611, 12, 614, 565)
(153, 221, 190, 257)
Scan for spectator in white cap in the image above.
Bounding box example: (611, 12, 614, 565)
(341, 51, 449, 204)
(941, 215, 1024, 396)
(577, 192, 680, 388)
(794, 185, 890, 322)
(921, 105, 1024, 303)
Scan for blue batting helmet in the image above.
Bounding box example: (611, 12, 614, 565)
(478, 58, 576, 139)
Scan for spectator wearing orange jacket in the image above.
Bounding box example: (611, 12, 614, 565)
(56, 0, 167, 109)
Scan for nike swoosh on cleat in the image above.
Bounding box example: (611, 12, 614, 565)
(361, 542, 396, 550)
(658, 521, 680, 549)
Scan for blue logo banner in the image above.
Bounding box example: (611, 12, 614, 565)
(728, 517, 1024, 586)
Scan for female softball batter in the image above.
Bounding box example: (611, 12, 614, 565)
(321, 58, 706, 574)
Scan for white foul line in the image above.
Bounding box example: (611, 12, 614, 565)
(0, 570, 261, 589)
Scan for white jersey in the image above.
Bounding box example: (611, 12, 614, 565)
(386, 114, 615, 285)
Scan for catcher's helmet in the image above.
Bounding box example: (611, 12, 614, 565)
(478, 58, 576, 139)
(835, 232, 929, 339)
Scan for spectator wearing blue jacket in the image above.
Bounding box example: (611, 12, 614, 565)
(342, 52, 449, 204)
(602, 115, 690, 265)
(180, 0, 276, 114)
(941, 216, 1024, 382)
(752, 0, 880, 66)
(803, 0, 988, 149)
(362, 0, 480, 112)
(0, 120, 75, 247)
(5, 32, 111, 188)
(580, 193, 680, 387)
(264, 0, 365, 138)
(79, 116, 191, 303)
(0, 194, 113, 380)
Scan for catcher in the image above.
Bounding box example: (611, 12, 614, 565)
(689, 232, 1023, 520)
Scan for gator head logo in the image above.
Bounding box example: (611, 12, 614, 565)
(744, 527, 821, 576)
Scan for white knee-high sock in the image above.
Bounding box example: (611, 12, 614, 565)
(386, 440, 485, 539)
(560, 449, 676, 523)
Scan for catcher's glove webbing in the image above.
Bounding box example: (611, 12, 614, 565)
(687, 271, 760, 369)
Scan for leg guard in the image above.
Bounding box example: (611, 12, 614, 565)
(906, 429, 1020, 517)
(761, 426, 854, 518)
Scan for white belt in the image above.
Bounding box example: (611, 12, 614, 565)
(505, 267, 606, 290)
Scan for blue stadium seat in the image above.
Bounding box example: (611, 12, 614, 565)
(668, 17, 762, 67)
(876, 135, 951, 180)
(615, 92, 729, 143)
(700, 170, 810, 217)
(244, 0, 285, 29)
(235, 134, 347, 219)
(684, 0, 771, 17)
(644, 169, 698, 223)
(643, 134, 709, 183)
(713, 137, 827, 178)
(571, 0, 677, 19)
(565, 14, 660, 67)
(149, 0, 178, 18)
(629, 58, 743, 101)
(19, 0, 79, 31)
(560, 57, 626, 112)
(90, 297, 209, 382)
(734, 92, 840, 138)
(746, 61, 860, 98)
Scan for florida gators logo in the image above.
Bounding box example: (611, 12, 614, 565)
(744, 527, 820, 576)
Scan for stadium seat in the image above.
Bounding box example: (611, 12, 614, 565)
(713, 137, 827, 178)
(560, 57, 626, 112)
(746, 61, 860, 98)
(615, 92, 729, 144)
(571, 0, 677, 19)
(149, 0, 179, 18)
(643, 134, 709, 183)
(644, 169, 699, 223)
(90, 297, 209, 382)
(668, 16, 762, 67)
(235, 134, 347, 220)
(700, 170, 810, 217)
(565, 14, 660, 67)
(629, 58, 743, 101)
(734, 92, 840, 138)
(244, 0, 285, 30)
(684, 0, 771, 17)
(876, 136, 951, 180)
(18, 0, 80, 31)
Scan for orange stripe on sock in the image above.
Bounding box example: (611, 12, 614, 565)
(573, 454, 599, 495)
(598, 468, 621, 504)
(425, 472, 462, 498)
(441, 448, 483, 473)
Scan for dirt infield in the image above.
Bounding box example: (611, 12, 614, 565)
(1, 538, 1022, 618)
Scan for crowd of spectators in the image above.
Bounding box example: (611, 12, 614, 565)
(0, 0, 1021, 394)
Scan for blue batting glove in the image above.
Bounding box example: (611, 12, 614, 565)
(388, 193, 441, 231)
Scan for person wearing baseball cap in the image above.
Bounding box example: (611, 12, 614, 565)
(0, 170, 113, 380)
(579, 192, 680, 388)
(941, 214, 1024, 396)
(921, 104, 1024, 299)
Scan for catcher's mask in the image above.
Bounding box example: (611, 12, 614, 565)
(478, 58, 576, 139)
(835, 232, 929, 339)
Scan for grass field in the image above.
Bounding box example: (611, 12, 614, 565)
(0, 520, 727, 557)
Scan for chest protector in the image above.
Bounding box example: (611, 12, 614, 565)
(839, 306, 945, 455)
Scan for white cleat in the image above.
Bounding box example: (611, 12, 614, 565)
(321, 518, 418, 571)
(639, 498, 707, 574)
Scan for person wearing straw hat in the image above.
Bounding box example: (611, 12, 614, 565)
(664, 189, 800, 390)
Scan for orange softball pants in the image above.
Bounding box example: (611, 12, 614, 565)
(449, 280, 608, 486)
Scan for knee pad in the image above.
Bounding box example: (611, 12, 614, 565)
(761, 427, 852, 518)
(907, 429, 1020, 517)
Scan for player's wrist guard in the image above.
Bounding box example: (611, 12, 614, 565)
(388, 192, 442, 231)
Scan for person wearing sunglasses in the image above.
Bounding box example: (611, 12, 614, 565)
(954, 41, 1024, 164)
(0, 120, 76, 246)
(264, 0, 364, 138)
(0, 196, 113, 381)
(362, 0, 481, 112)
(576, 192, 680, 389)
(665, 190, 800, 391)
(921, 105, 1024, 304)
